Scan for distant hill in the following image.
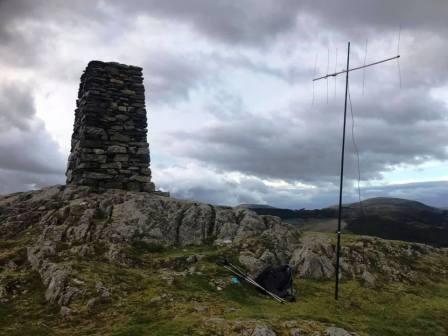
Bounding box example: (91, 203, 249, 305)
(238, 204, 277, 209)
(247, 197, 448, 247)
(342, 197, 448, 247)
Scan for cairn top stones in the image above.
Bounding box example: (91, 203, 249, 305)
(66, 60, 154, 192)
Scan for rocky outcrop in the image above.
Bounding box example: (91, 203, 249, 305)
(1, 185, 447, 309)
(325, 327, 353, 336)
(0, 185, 300, 306)
(290, 235, 448, 283)
(290, 236, 335, 279)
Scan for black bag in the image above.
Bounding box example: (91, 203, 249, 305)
(255, 265, 295, 301)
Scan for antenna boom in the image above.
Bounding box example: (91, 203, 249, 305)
(313, 55, 400, 81)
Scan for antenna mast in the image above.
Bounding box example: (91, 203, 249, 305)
(313, 42, 400, 300)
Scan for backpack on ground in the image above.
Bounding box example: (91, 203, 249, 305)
(255, 265, 295, 301)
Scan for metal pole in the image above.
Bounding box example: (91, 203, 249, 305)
(335, 41, 350, 300)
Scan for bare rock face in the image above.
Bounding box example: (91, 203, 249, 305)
(290, 235, 448, 283)
(325, 326, 356, 336)
(290, 237, 335, 279)
(0, 185, 300, 306)
(251, 325, 277, 336)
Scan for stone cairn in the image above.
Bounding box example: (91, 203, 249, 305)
(66, 60, 155, 192)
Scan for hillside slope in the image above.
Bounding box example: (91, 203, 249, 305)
(342, 197, 448, 246)
(248, 197, 448, 246)
(1, 186, 448, 335)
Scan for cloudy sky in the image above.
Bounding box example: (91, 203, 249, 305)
(1, 0, 448, 208)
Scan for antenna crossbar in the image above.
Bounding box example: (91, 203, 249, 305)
(313, 55, 400, 81)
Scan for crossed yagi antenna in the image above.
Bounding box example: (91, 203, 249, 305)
(312, 29, 402, 105)
(310, 28, 403, 301)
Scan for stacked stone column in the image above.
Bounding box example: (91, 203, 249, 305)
(66, 60, 155, 192)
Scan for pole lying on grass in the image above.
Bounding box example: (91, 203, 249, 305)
(223, 265, 286, 304)
(217, 259, 286, 303)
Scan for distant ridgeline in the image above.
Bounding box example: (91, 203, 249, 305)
(66, 61, 155, 192)
(248, 198, 448, 247)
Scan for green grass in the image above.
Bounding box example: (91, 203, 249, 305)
(1, 242, 447, 335)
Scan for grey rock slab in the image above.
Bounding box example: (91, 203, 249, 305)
(129, 175, 150, 183)
(107, 145, 127, 154)
(289, 329, 303, 336)
(83, 172, 113, 180)
(113, 154, 129, 162)
(110, 133, 131, 142)
(361, 271, 376, 288)
(325, 327, 352, 336)
(251, 325, 277, 336)
(239, 253, 266, 277)
(83, 126, 108, 140)
(60, 306, 73, 318)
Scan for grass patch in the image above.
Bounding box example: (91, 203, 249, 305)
(0, 243, 447, 335)
(131, 240, 166, 255)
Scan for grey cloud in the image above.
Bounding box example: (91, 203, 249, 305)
(351, 87, 446, 125)
(115, 0, 303, 46)
(205, 89, 245, 120)
(0, 168, 63, 195)
(2, 1, 448, 54)
(0, 84, 34, 131)
(153, 163, 266, 206)
(0, 1, 218, 104)
(111, 0, 448, 53)
(143, 53, 210, 104)
(143, 50, 295, 106)
(0, 0, 301, 66)
(165, 85, 448, 184)
(0, 124, 66, 175)
(206, 52, 309, 82)
(1, 0, 447, 208)
(0, 81, 65, 191)
(0, 0, 125, 67)
(155, 162, 448, 209)
(167, 185, 261, 207)
(0, 1, 57, 65)
(124, 0, 448, 92)
(158, 170, 328, 209)
(302, 0, 448, 37)
(3, 1, 445, 100)
(399, 32, 448, 88)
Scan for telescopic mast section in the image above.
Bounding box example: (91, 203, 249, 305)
(312, 42, 400, 300)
